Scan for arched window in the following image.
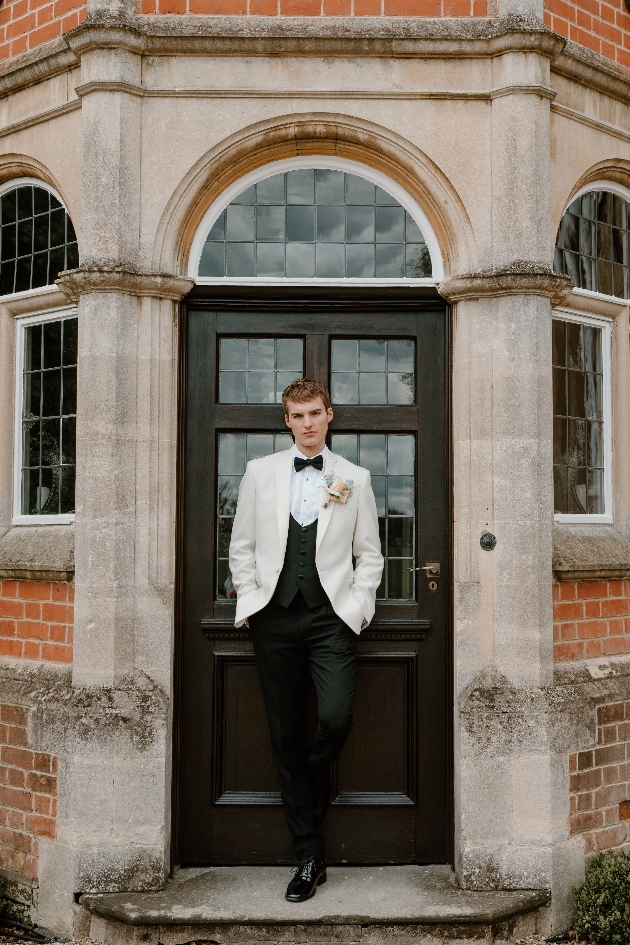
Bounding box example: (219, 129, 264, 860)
(0, 181, 78, 297)
(552, 184, 621, 521)
(195, 166, 435, 281)
(554, 188, 630, 299)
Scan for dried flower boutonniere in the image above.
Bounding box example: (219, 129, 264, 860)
(323, 473, 354, 508)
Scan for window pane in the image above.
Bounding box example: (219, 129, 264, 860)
(21, 317, 77, 516)
(218, 337, 304, 403)
(553, 317, 605, 516)
(554, 189, 630, 299)
(332, 432, 415, 599)
(331, 338, 415, 405)
(0, 187, 77, 296)
(198, 170, 432, 280)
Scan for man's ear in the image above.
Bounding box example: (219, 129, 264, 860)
(284, 413, 290, 428)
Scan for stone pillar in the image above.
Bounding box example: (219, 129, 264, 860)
(42, 270, 192, 936)
(37, 18, 194, 934)
(440, 34, 582, 931)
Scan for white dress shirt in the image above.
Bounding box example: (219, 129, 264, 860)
(290, 444, 328, 527)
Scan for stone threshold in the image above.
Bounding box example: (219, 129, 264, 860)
(80, 865, 550, 944)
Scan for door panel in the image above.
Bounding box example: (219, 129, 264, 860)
(175, 296, 451, 866)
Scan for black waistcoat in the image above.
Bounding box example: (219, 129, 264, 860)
(272, 515, 328, 609)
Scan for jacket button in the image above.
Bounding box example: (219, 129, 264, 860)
(299, 562, 306, 568)
(298, 575, 304, 580)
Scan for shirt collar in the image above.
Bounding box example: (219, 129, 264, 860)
(291, 443, 328, 463)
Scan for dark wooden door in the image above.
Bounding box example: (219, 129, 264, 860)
(174, 294, 451, 866)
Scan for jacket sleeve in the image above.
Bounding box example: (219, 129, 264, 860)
(228, 463, 259, 599)
(351, 471, 384, 627)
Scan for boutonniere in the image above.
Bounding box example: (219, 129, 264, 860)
(323, 472, 354, 507)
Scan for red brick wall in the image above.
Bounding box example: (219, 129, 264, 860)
(140, 0, 488, 14)
(545, 0, 630, 70)
(0, 704, 57, 881)
(569, 700, 630, 859)
(0, 580, 73, 664)
(553, 579, 630, 663)
(0, 0, 87, 63)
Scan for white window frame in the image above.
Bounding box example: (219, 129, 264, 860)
(552, 307, 613, 524)
(0, 177, 72, 303)
(12, 306, 78, 526)
(188, 155, 444, 286)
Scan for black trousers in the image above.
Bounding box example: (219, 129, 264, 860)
(250, 592, 357, 861)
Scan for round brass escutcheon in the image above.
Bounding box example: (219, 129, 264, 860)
(428, 580, 438, 591)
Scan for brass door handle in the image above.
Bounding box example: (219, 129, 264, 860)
(407, 563, 440, 577)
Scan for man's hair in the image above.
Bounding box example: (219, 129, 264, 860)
(282, 378, 331, 415)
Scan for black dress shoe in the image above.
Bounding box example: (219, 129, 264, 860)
(285, 857, 327, 902)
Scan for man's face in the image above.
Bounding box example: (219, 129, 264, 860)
(284, 397, 334, 455)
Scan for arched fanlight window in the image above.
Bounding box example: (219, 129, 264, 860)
(554, 188, 630, 299)
(197, 168, 433, 280)
(0, 182, 78, 296)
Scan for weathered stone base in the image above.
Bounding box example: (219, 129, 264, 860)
(81, 866, 551, 945)
(87, 912, 548, 945)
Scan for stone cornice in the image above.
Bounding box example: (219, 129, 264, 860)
(0, 38, 78, 98)
(1, 12, 630, 111)
(56, 268, 194, 302)
(438, 264, 573, 305)
(553, 39, 630, 107)
(68, 13, 564, 60)
(64, 24, 145, 57)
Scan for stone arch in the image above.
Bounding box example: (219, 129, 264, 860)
(152, 113, 477, 280)
(552, 159, 630, 246)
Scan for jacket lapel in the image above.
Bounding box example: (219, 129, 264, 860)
(316, 452, 337, 552)
(276, 449, 293, 549)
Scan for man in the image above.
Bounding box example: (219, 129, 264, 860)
(229, 378, 383, 902)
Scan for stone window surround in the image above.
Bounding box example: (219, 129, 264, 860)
(552, 286, 630, 582)
(0, 285, 76, 584)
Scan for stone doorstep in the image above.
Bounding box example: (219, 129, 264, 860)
(81, 866, 550, 945)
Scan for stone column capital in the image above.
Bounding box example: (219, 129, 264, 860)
(56, 267, 194, 303)
(438, 263, 573, 306)
(65, 21, 144, 58)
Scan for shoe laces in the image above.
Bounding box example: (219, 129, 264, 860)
(291, 858, 317, 880)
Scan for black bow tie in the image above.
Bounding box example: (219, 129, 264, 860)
(294, 455, 324, 472)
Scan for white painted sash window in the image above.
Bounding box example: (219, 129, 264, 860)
(13, 308, 77, 525)
(552, 311, 611, 522)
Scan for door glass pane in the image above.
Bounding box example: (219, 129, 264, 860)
(552, 318, 605, 514)
(198, 169, 433, 280)
(219, 337, 303, 404)
(331, 338, 415, 405)
(331, 433, 415, 600)
(217, 433, 293, 599)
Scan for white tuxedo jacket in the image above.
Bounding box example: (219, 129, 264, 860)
(228, 448, 384, 634)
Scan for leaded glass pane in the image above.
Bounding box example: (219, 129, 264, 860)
(21, 317, 77, 515)
(331, 433, 415, 600)
(0, 186, 78, 296)
(554, 189, 630, 298)
(216, 433, 293, 598)
(219, 337, 303, 404)
(199, 170, 432, 280)
(331, 338, 415, 405)
(553, 318, 605, 514)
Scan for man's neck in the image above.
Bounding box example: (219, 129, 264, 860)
(294, 441, 327, 459)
